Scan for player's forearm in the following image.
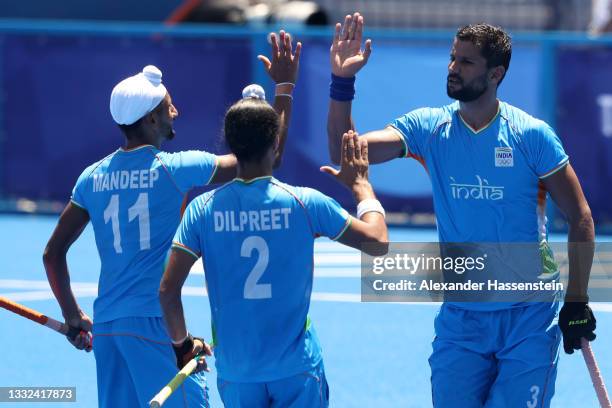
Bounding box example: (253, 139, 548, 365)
(327, 100, 355, 165)
(565, 212, 595, 302)
(273, 87, 294, 168)
(43, 252, 81, 322)
(354, 180, 388, 245)
(159, 286, 189, 342)
(351, 178, 376, 202)
(360, 212, 389, 244)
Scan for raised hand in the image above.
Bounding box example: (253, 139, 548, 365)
(320, 130, 369, 189)
(258, 30, 302, 85)
(330, 12, 372, 78)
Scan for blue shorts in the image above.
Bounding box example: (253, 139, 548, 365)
(217, 361, 329, 408)
(429, 302, 561, 408)
(93, 317, 208, 408)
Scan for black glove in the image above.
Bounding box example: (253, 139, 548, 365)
(559, 302, 596, 354)
(172, 333, 205, 369)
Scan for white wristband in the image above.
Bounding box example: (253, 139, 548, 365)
(171, 332, 190, 345)
(357, 199, 385, 219)
(275, 93, 293, 99)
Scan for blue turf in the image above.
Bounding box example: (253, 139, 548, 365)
(0, 214, 610, 407)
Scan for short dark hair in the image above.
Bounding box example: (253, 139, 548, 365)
(456, 23, 512, 84)
(224, 98, 279, 163)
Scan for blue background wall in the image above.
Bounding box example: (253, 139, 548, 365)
(0, 22, 611, 226)
(1, 33, 250, 201)
(0, 0, 181, 21)
(557, 46, 612, 224)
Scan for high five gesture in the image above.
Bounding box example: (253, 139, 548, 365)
(258, 30, 302, 85)
(330, 12, 372, 78)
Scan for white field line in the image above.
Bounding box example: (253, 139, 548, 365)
(2, 279, 612, 312)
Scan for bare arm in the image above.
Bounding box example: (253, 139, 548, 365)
(542, 163, 595, 302)
(321, 131, 388, 255)
(328, 104, 405, 166)
(159, 248, 195, 342)
(209, 30, 301, 183)
(43, 202, 92, 350)
(272, 88, 294, 169)
(337, 182, 388, 254)
(209, 154, 238, 184)
(258, 30, 301, 168)
(327, 98, 355, 164)
(160, 248, 212, 371)
(327, 13, 402, 165)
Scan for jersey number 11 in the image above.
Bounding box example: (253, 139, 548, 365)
(103, 193, 151, 254)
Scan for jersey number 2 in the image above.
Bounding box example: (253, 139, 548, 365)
(241, 236, 271, 299)
(103, 193, 151, 254)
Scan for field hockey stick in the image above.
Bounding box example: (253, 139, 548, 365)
(0, 295, 91, 349)
(581, 337, 612, 408)
(149, 355, 201, 408)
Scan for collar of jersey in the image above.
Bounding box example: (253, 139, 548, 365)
(457, 103, 501, 135)
(233, 175, 273, 184)
(119, 144, 155, 153)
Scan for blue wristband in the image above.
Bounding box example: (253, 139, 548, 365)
(330, 73, 356, 101)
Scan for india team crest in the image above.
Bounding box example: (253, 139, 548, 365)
(494, 147, 514, 167)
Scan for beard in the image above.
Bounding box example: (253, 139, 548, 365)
(163, 125, 176, 141)
(446, 73, 488, 102)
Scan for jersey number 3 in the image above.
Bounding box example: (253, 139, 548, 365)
(241, 236, 271, 299)
(103, 193, 151, 254)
